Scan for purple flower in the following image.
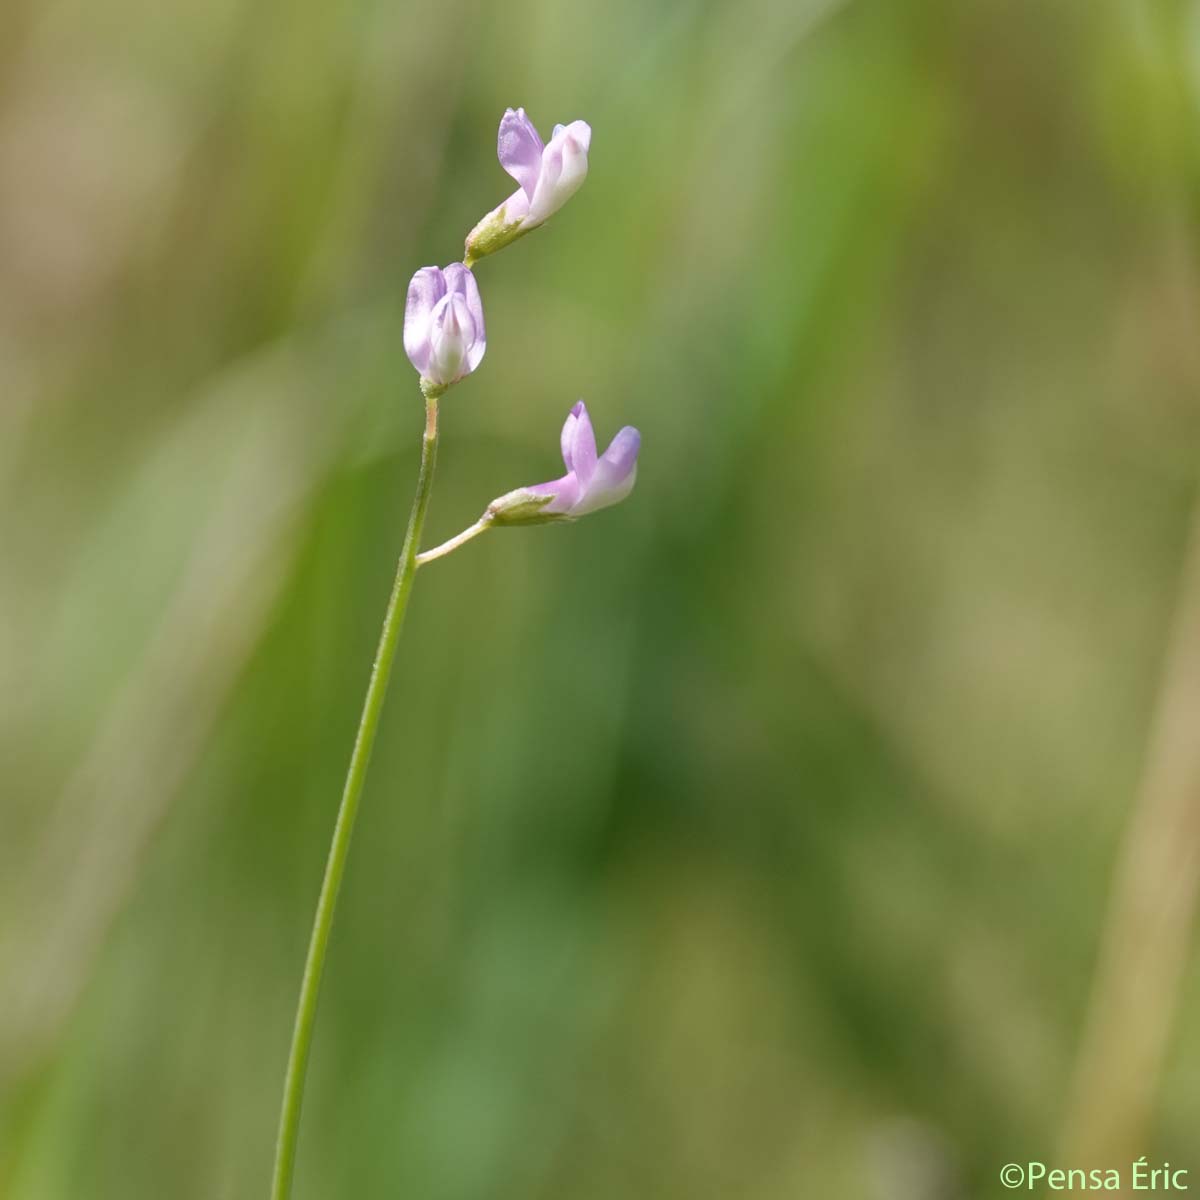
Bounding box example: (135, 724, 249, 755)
(488, 402, 640, 525)
(465, 109, 591, 263)
(403, 263, 486, 389)
(497, 108, 591, 228)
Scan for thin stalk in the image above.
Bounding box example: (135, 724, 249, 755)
(270, 394, 440, 1200)
(1060, 489, 1200, 1166)
(416, 515, 492, 566)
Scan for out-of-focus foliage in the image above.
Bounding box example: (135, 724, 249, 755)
(3, 0, 1200, 1196)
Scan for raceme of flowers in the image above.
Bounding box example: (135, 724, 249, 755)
(272, 105, 644, 1200)
(403, 106, 640, 539)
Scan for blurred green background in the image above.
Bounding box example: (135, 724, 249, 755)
(4, 0, 1200, 1195)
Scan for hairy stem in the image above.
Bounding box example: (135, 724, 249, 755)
(270, 394, 440, 1200)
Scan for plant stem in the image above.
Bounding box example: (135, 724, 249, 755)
(416, 515, 492, 566)
(270, 394, 440, 1200)
(1060, 488, 1200, 1166)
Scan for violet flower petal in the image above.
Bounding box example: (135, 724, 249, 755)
(525, 473, 583, 515)
(560, 400, 597, 484)
(525, 120, 591, 227)
(499, 188, 531, 224)
(556, 120, 592, 153)
(571, 426, 640, 516)
(426, 293, 477, 386)
(497, 107, 544, 200)
(403, 266, 447, 376)
(442, 262, 486, 370)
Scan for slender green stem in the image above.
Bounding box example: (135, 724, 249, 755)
(270, 394, 440, 1200)
(415, 514, 492, 566)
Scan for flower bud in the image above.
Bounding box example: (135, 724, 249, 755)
(403, 263, 485, 389)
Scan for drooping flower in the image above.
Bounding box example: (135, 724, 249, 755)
(487, 401, 640, 525)
(403, 263, 486, 389)
(465, 109, 592, 264)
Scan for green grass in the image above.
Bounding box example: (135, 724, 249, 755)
(3, 0, 1200, 1196)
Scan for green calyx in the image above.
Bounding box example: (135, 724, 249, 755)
(486, 488, 566, 526)
(463, 205, 536, 265)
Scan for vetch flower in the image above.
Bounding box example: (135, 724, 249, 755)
(488, 401, 640, 525)
(404, 263, 486, 390)
(465, 108, 592, 264)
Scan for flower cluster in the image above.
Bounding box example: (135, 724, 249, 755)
(273, 112, 645, 1200)
(403, 107, 641, 554)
